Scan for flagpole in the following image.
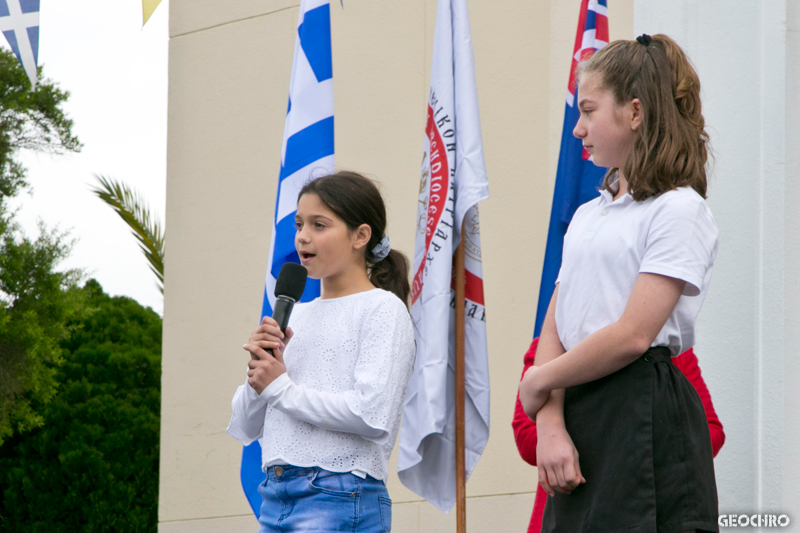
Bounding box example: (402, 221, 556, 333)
(455, 220, 467, 533)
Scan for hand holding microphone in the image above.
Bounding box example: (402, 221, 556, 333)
(244, 263, 308, 394)
(247, 316, 291, 360)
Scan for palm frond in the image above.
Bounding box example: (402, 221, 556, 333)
(90, 174, 165, 294)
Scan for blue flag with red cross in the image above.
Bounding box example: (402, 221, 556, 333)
(534, 0, 609, 337)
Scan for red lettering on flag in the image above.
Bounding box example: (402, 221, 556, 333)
(411, 105, 451, 305)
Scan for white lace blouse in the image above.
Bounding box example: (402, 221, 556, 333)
(227, 288, 416, 481)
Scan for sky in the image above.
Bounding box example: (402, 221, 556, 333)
(5, 0, 170, 314)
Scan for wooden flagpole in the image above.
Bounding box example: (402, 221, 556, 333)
(455, 220, 467, 533)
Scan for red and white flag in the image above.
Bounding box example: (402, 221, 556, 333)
(397, 0, 489, 513)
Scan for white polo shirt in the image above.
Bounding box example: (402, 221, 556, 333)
(555, 183, 718, 356)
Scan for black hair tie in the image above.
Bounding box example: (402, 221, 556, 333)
(636, 34, 652, 46)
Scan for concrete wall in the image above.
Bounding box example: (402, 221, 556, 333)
(635, 0, 800, 528)
(159, 1, 636, 531)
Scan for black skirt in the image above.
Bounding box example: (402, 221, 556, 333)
(541, 347, 719, 533)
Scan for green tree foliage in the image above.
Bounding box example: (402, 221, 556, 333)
(0, 279, 161, 532)
(0, 47, 82, 444)
(0, 48, 81, 197)
(0, 213, 84, 444)
(0, 49, 160, 529)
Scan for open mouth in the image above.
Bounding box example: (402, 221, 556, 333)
(299, 252, 316, 262)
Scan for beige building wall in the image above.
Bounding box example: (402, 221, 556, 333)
(160, 1, 633, 531)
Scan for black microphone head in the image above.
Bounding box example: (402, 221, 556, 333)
(275, 263, 308, 301)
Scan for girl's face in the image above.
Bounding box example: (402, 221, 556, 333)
(294, 193, 370, 281)
(573, 71, 641, 170)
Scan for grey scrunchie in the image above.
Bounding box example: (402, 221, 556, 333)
(371, 235, 390, 262)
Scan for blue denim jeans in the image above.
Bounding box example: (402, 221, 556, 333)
(257, 465, 392, 532)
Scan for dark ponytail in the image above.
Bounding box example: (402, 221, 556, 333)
(298, 171, 411, 307)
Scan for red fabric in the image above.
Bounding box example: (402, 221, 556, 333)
(512, 339, 725, 533)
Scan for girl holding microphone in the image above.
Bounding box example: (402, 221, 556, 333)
(228, 172, 416, 533)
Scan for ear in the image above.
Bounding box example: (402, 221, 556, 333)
(352, 223, 372, 251)
(630, 98, 642, 130)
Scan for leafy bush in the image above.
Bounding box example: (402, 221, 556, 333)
(0, 280, 161, 532)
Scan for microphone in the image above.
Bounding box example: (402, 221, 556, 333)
(266, 262, 308, 357)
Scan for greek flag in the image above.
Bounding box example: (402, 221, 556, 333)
(239, 0, 334, 516)
(0, 0, 39, 88)
(534, 0, 608, 337)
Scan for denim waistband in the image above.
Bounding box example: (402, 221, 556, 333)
(266, 465, 317, 480)
(266, 465, 378, 482)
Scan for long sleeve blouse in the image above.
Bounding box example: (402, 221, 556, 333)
(227, 288, 416, 482)
(511, 338, 725, 533)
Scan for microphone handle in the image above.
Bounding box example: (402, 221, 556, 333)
(266, 296, 295, 357)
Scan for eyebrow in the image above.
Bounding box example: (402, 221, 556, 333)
(578, 98, 595, 108)
(295, 214, 333, 222)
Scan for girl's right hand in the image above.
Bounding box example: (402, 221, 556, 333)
(536, 422, 586, 496)
(247, 317, 293, 360)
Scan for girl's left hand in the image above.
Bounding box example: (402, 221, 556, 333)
(519, 366, 550, 419)
(243, 342, 287, 395)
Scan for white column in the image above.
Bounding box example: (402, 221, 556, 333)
(635, 0, 798, 523)
(782, 0, 800, 522)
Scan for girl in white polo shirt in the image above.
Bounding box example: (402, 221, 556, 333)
(519, 34, 719, 533)
(227, 172, 416, 533)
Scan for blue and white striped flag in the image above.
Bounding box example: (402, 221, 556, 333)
(0, 0, 39, 88)
(239, 0, 334, 516)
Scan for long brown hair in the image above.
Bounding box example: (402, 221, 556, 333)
(578, 34, 710, 201)
(298, 171, 411, 307)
